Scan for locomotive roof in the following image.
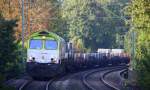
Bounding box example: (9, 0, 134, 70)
(29, 30, 65, 42)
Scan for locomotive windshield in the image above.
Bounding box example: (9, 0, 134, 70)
(45, 40, 58, 50)
(30, 39, 43, 49)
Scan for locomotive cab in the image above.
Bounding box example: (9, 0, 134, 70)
(27, 38, 59, 64)
(26, 31, 66, 79)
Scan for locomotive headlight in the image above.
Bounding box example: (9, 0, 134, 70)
(28, 56, 35, 62)
(29, 56, 32, 60)
(51, 58, 57, 63)
(42, 36, 46, 39)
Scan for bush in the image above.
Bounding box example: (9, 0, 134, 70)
(137, 53, 150, 90)
(0, 16, 22, 89)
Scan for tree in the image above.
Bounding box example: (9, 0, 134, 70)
(125, 0, 150, 89)
(61, 0, 129, 51)
(0, 16, 18, 89)
(0, 0, 60, 40)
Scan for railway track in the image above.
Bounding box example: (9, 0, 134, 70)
(46, 78, 59, 90)
(102, 68, 128, 90)
(17, 79, 54, 90)
(18, 76, 62, 90)
(6, 66, 127, 90)
(82, 66, 127, 90)
(18, 80, 33, 90)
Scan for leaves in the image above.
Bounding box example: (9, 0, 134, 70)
(62, 0, 129, 51)
(0, 16, 21, 89)
(125, 0, 150, 89)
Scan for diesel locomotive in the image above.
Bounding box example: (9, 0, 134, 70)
(26, 31, 66, 79)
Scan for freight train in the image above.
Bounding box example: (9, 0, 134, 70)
(26, 31, 130, 79)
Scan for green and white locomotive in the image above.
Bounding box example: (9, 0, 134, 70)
(26, 31, 66, 79)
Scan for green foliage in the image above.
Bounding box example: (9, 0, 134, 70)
(137, 52, 150, 90)
(0, 16, 21, 89)
(61, 0, 129, 51)
(124, 0, 150, 89)
(0, 18, 20, 77)
(47, 0, 69, 40)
